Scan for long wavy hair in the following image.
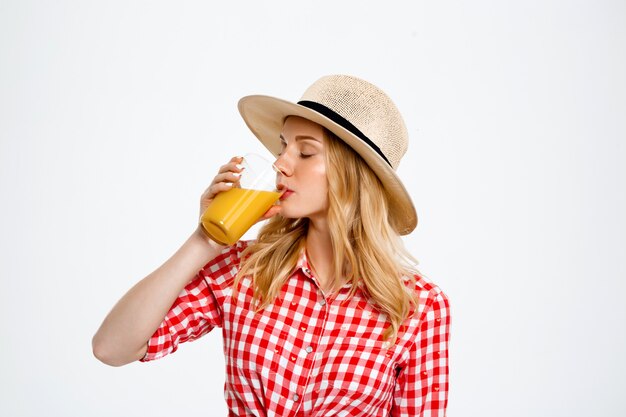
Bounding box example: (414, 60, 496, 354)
(235, 127, 419, 343)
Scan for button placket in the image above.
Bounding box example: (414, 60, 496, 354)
(286, 288, 326, 406)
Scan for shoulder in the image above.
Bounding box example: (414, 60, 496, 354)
(199, 240, 251, 272)
(197, 240, 254, 291)
(403, 271, 450, 321)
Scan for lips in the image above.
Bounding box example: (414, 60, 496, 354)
(279, 189, 294, 201)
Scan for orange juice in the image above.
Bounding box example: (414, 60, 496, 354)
(200, 187, 281, 245)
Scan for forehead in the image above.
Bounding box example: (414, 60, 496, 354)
(281, 116, 326, 142)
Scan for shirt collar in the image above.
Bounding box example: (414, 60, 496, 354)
(295, 248, 314, 278)
(294, 248, 354, 291)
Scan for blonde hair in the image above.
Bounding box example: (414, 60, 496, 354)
(235, 129, 419, 343)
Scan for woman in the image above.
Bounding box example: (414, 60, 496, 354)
(93, 75, 450, 416)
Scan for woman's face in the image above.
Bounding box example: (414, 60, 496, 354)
(274, 116, 329, 222)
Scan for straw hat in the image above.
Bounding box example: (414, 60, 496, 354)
(237, 74, 417, 234)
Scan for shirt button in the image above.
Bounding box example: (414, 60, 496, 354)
(293, 394, 300, 401)
(319, 299, 326, 306)
(305, 346, 313, 354)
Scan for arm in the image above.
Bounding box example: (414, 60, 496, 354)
(91, 228, 225, 366)
(391, 291, 450, 416)
(92, 157, 247, 367)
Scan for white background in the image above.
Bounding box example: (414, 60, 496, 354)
(1, 1, 625, 416)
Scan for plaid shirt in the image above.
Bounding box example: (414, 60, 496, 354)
(141, 240, 450, 416)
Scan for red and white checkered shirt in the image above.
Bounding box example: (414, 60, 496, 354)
(141, 240, 450, 416)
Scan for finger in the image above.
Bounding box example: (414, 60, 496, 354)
(212, 171, 242, 185)
(202, 181, 234, 199)
(217, 158, 245, 175)
(259, 205, 282, 221)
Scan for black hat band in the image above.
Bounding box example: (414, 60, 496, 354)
(297, 100, 392, 167)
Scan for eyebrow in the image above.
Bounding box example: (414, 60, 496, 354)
(279, 134, 322, 143)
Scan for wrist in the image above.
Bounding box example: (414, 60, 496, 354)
(193, 224, 226, 250)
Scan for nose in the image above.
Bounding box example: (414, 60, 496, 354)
(273, 154, 292, 176)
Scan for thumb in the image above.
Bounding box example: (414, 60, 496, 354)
(259, 205, 282, 221)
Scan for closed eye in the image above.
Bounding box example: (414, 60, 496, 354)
(277, 139, 287, 156)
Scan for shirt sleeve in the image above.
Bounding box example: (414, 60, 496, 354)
(139, 274, 222, 362)
(140, 242, 247, 362)
(391, 290, 450, 416)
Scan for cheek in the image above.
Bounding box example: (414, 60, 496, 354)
(295, 159, 327, 201)
(310, 167, 328, 197)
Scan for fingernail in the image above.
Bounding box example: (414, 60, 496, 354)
(226, 182, 234, 187)
(235, 164, 245, 170)
(232, 172, 241, 177)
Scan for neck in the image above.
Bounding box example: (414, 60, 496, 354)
(305, 218, 336, 291)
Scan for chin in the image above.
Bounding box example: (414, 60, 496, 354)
(279, 201, 326, 221)
(278, 207, 310, 220)
(278, 210, 305, 219)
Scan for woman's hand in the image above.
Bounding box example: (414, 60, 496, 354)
(194, 156, 246, 243)
(194, 156, 283, 243)
(198, 156, 245, 220)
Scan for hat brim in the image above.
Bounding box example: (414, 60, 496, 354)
(238, 95, 417, 235)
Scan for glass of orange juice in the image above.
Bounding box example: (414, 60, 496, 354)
(200, 153, 280, 245)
